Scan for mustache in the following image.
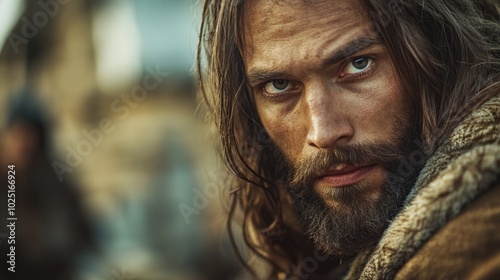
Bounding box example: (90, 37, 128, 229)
(288, 142, 407, 188)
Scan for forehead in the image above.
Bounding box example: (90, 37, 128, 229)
(243, 0, 365, 32)
(242, 0, 372, 72)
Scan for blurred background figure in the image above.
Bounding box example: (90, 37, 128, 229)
(0, 0, 242, 279)
(0, 90, 95, 280)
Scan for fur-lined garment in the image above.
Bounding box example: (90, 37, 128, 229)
(345, 96, 500, 279)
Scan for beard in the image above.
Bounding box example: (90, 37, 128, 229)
(270, 119, 424, 256)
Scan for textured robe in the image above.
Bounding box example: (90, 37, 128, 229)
(345, 96, 500, 279)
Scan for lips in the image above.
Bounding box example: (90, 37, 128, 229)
(317, 164, 376, 188)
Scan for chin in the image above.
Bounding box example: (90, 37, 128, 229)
(292, 174, 413, 257)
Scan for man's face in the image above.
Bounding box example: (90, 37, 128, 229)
(243, 0, 420, 255)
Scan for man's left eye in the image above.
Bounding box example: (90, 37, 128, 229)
(343, 57, 373, 75)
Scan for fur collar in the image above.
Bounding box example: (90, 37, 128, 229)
(345, 96, 500, 279)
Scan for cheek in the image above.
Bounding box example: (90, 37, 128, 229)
(352, 69, 408, 140)
(378, 79, 408, 132)
(257, 103, 305, 161)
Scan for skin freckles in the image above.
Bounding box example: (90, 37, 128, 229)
(243, 0, 411, 203)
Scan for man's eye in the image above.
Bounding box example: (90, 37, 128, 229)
(263, 79, 293, 94)
(343, 57, 373, 75)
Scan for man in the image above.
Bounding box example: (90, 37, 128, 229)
(197, 0, 500, 279)
(0, 93, 95, 280)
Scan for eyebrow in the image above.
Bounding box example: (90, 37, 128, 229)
(246, 36, 383, 85)
(321, 36, 382, 67)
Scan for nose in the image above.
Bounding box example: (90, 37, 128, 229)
(305, 85, 354, 149)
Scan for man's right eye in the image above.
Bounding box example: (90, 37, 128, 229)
(263, 79, 295, 95)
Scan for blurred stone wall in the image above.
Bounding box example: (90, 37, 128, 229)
(0, 0, 238, 279)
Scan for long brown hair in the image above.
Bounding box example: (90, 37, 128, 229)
(197, 0, 500, 277)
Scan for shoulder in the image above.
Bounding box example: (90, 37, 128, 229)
(396, 179, 500, 280)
